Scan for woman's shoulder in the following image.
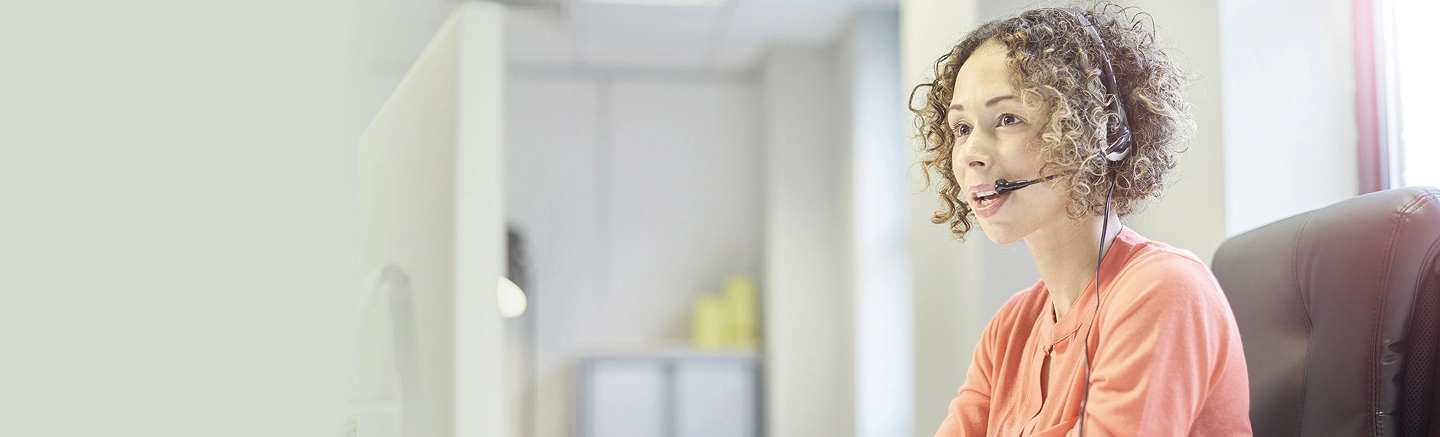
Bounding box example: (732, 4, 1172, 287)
(1108, 235, 1231, 313)
(999, 280, 1050, 316)
(1121, 238, 1213, 280)
(980, 281, 1051, 336)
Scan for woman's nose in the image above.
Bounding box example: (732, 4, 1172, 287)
(956, 133, 993, 170)
(964, 154, 987, 169)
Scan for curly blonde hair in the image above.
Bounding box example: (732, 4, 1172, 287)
(910, 3, 1194, 238)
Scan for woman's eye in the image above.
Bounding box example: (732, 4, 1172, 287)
(999, 114, 1021, 126)
(953, 123, 971, 136)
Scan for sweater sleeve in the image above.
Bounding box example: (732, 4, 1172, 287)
(1064, 254, 1242, 436)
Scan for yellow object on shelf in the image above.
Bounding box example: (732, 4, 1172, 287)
(691, 293, 726, 348)
(690, 274, 759, 349)
(724, 276, 758, 347)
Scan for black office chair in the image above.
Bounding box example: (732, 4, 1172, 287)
(1213, 186, 1440, 436)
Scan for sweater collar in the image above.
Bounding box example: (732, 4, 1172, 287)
(1044, 225, 1143, 344)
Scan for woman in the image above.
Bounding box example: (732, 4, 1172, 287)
(912, 4, 1252, 436)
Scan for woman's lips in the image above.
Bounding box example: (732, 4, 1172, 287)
(973, 191, 1010, 219)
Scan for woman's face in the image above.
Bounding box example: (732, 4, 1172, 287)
(947, 41, 1070, 245)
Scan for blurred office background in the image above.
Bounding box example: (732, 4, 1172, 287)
(346, 0, 1438, 436)
(1, 0, 1434, 436)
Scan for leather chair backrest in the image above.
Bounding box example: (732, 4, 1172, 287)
(1213, 187, 1440, 436)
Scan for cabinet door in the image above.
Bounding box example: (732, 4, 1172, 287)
(674, 357, 757, 437)
(584, 359, 667, 437)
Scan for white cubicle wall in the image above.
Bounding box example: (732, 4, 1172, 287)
(352, 3, 505, 437)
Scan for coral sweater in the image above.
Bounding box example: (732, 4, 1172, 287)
(933, 227, 1252, 436)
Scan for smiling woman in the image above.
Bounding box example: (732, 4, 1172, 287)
(910, 3, 1253, 437)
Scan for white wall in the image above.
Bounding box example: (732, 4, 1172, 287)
(760, 46, 854, 437)
(504, 75, 603, 437)
(604, 79, 763, 345)
(504, 70, 762, 437)
(760, 10, 914, 437)
(840, 10, 916, 437)
(1219, 0, 1358, 234)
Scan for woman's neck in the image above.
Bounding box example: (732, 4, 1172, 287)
(1024, 213, 1122, 320)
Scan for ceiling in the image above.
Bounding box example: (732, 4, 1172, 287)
(503, 0, 899, 72)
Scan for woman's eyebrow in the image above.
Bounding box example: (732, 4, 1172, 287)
(948, 95, 1017, 112)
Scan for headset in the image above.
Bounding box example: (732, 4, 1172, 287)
(977, 8, 1133, 437)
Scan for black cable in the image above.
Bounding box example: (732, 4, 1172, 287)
(1078, 182, 1115, 436)
(1040, 8, 1127, 435)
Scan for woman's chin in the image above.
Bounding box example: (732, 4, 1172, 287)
(977, 223, 1024, 245)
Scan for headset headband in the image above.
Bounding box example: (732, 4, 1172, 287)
(1051, 8, 1132, 162)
